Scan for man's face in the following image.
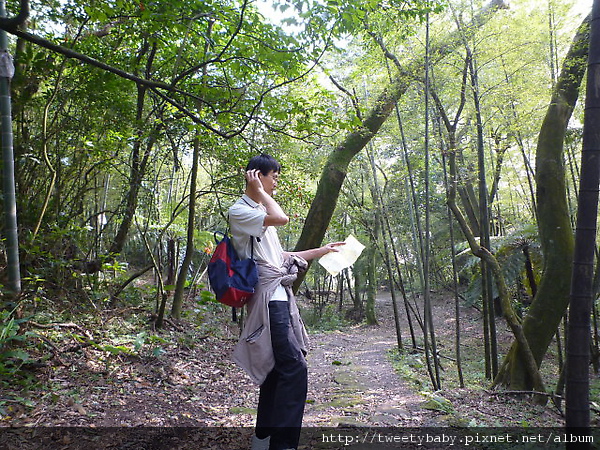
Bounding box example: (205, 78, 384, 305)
(259, 170, 280, 196)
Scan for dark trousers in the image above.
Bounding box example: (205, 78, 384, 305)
(255, 301, 307, 450)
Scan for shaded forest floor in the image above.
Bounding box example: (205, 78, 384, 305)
(0, 289, 588, 448)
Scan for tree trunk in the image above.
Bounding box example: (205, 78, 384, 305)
(457, 178, 481, 236)
(292, 0, 507, 290)
(447, 149, 547, 400)
(369, 149, 403, 349)
(0, 0, 21, 298)
(365, 233, 378, 326)
(171, 136, 200, 319)
(103, 41, 159, 269)
(566, 0, 599, 435)
(494, 13, 590, 390)
(442, 152, 465, 387)
(467, 45, 499, 379)
(107, 86, 156, 258)
(352, 260, 365, 321)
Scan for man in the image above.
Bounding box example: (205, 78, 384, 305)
(229, 154, 343, 450)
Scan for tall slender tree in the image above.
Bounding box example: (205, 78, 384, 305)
(0, 0, 20, 299)
(467, 44, 498, 378)
(293, 0, 507, 289)
(566, 0, 600, 439)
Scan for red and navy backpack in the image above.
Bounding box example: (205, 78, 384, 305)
(208, 232, 258, 308)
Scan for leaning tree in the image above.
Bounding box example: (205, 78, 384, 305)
(292, 0, 507, 289)
(494, 12, 590, 391)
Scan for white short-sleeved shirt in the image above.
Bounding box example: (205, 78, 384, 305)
(228, 194, 288, 301)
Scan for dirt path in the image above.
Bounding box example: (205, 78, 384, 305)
(2, 294, 444, 449)
(2, 292, 569, 449)
(304, 321, 439, 428)
(226, 293, 443, 429)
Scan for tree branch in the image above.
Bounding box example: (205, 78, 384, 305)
(0, 0, 29, 29)
(325, 70, 362, 120)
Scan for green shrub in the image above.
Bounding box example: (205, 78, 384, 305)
(0, 306, 38, 387)
(302, 304, 349, 331)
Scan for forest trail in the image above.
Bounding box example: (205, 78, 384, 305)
(1, 294, 444, 449)
(2, 292, 567, 449)
(304, 297, 441, 428)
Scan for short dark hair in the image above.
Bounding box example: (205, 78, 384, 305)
(245, 153, 281, 175)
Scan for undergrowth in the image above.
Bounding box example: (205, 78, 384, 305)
(0, 276, 233, 422)
(301, 303, 351, 331)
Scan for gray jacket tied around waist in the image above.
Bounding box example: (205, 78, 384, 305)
(233, 254, 310, 385)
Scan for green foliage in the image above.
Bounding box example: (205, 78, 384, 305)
(0, 306, 38, 388)
(455, 225, 542, 308)
(388, 349, 427, 389)
(3, 0, 590, 360)
(302, 303, 349, 331)
(126, 331, 169, 358)
(184, 292, 237, 337)
(274, 0, 443, 43)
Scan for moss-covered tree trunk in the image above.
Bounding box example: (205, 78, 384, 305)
(365, 216, 379, 326)
(352, 260, 365, 321)
(494, 13, 590, 390)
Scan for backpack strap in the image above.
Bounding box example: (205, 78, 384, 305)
(213, 230, 226, 243)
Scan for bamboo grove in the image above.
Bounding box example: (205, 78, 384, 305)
(0, 0, 597, 428)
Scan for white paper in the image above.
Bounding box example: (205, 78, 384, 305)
(318, 235, 365, 276)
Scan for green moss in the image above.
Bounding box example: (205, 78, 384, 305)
(229, 406, 256, 415)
